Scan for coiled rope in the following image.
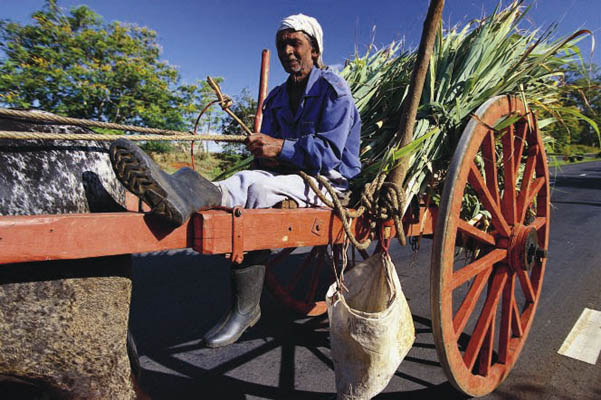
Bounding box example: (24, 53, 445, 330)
(299, 171, 407, 249)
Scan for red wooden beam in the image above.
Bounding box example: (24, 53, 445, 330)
(194, 208, 371, 255)
(0, 212, 192, 264)
(0, 206, 436, 265)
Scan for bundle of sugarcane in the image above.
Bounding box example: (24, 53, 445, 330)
(342, 1, 594, 214)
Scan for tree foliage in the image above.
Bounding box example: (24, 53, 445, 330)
(220, 88, 257, 155)
(0, 0, 217, 133)
(551, 64, 601, 149)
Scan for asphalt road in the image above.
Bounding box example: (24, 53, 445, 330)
(130, 161, 601, 399)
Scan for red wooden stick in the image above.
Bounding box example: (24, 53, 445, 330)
(254, 49, 270, 133)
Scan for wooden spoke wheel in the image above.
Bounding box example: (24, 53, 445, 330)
(431, 96, 550, 396)
(264, 242, 371, 317)
(264, 246, 331, 316)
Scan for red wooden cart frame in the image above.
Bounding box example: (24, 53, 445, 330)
(0, 0, 551, 392)
(0, 199, 435, 265)
(0, 97, 549, 399)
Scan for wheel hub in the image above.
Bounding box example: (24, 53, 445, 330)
(509, 224, 546, 271)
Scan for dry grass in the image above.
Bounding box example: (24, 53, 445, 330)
(149, 149, 225, 180)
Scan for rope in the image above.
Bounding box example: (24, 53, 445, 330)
(0, 108, 195, 136)
(0, 131, 247, 142)
(0, 100, 409, 249)
(208, 77, 408, 248)
(297, 171, 369, 249)
(298, 170, 407, 250)
(380, 182, 407, 246)
(359, 175, 407, 247)
(206, 77, 253, 136)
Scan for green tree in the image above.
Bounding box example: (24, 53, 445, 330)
(563, 64, 601, 147)
(545, 63, 601, 152)
(191, 78, 226, 154)
(0, 0, 210, 133)
(220, 88, 257, 155)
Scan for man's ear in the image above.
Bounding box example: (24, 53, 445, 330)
(312, 49, 319, 66)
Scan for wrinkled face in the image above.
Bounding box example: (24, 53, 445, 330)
(276, 29, 318, 82)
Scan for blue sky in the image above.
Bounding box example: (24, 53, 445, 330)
(2, 0, 600, 99)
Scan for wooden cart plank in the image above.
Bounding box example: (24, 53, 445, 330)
(0, 212, 192, 264)
(0, 207, 435, 265)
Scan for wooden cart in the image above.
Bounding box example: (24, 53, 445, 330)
(0, 0, 553, 395)
(0, 92, 550, 397)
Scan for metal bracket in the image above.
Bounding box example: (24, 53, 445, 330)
(232, 206, 244, 264)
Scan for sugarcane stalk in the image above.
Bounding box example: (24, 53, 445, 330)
(386, 0, 445, 188)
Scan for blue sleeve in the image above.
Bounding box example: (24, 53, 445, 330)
(277, 90, 354, 174)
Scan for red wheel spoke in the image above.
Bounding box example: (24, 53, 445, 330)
(481, 130, 500, 207)
(519, 303, 536, 334)
(457, 219, 496, 246)
(513, 122, 528, 175)
(305, 248, 326, 303)
(516, 147, 538, 222)
(511, 298, 524, 337)
(525, 177, 544, 209)
(469, 163, 511, 237)
(533, 120, 545, 148)
(286, 247, 318, 292)
(515, 267, 536, 303)
(452, 249, 507, 289)
(453, 268, 493, 335)
(266, 247, 296, 269)
(530, 217, 546, 231)
(499, 272, 516, 363)
(463, 267, 508, 370)
(502, 126, 517, 225)
(478, 309, 495, 376)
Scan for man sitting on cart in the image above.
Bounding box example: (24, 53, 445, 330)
(109, 13, 361, 348)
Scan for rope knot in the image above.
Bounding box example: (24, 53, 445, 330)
(219, 96, 233, 109)
(206, 76, 253, 136)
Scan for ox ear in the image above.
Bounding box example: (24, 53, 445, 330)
(82, 171, 127, 213)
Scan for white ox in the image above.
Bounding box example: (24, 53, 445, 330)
(0, 111, 143, 400)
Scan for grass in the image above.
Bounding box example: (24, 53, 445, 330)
(149, 149, 223, 179)
(548, 154, 601, 167)
(146, 144, 245, 180)
(561, 144, 601, 156)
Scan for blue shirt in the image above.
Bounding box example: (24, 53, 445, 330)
(260, 67, 361, 180)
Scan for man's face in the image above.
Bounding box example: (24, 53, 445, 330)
(276, 29, 318, 82)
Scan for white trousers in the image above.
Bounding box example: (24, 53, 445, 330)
(214, 170, 346, 209)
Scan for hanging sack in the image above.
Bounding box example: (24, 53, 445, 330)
(326, 250, 415, 399)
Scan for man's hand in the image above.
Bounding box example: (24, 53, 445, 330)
(246, 133, 284, 159)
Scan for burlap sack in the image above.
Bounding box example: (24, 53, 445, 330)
(326, 251, 415, 399)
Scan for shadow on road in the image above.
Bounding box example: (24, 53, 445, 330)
(129, 250, 465, 400)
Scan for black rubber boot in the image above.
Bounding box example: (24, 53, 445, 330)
(109, 139, 221, 227)
(203, 252, 269, 348)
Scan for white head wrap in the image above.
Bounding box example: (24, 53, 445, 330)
(277, 13, 324, 68)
